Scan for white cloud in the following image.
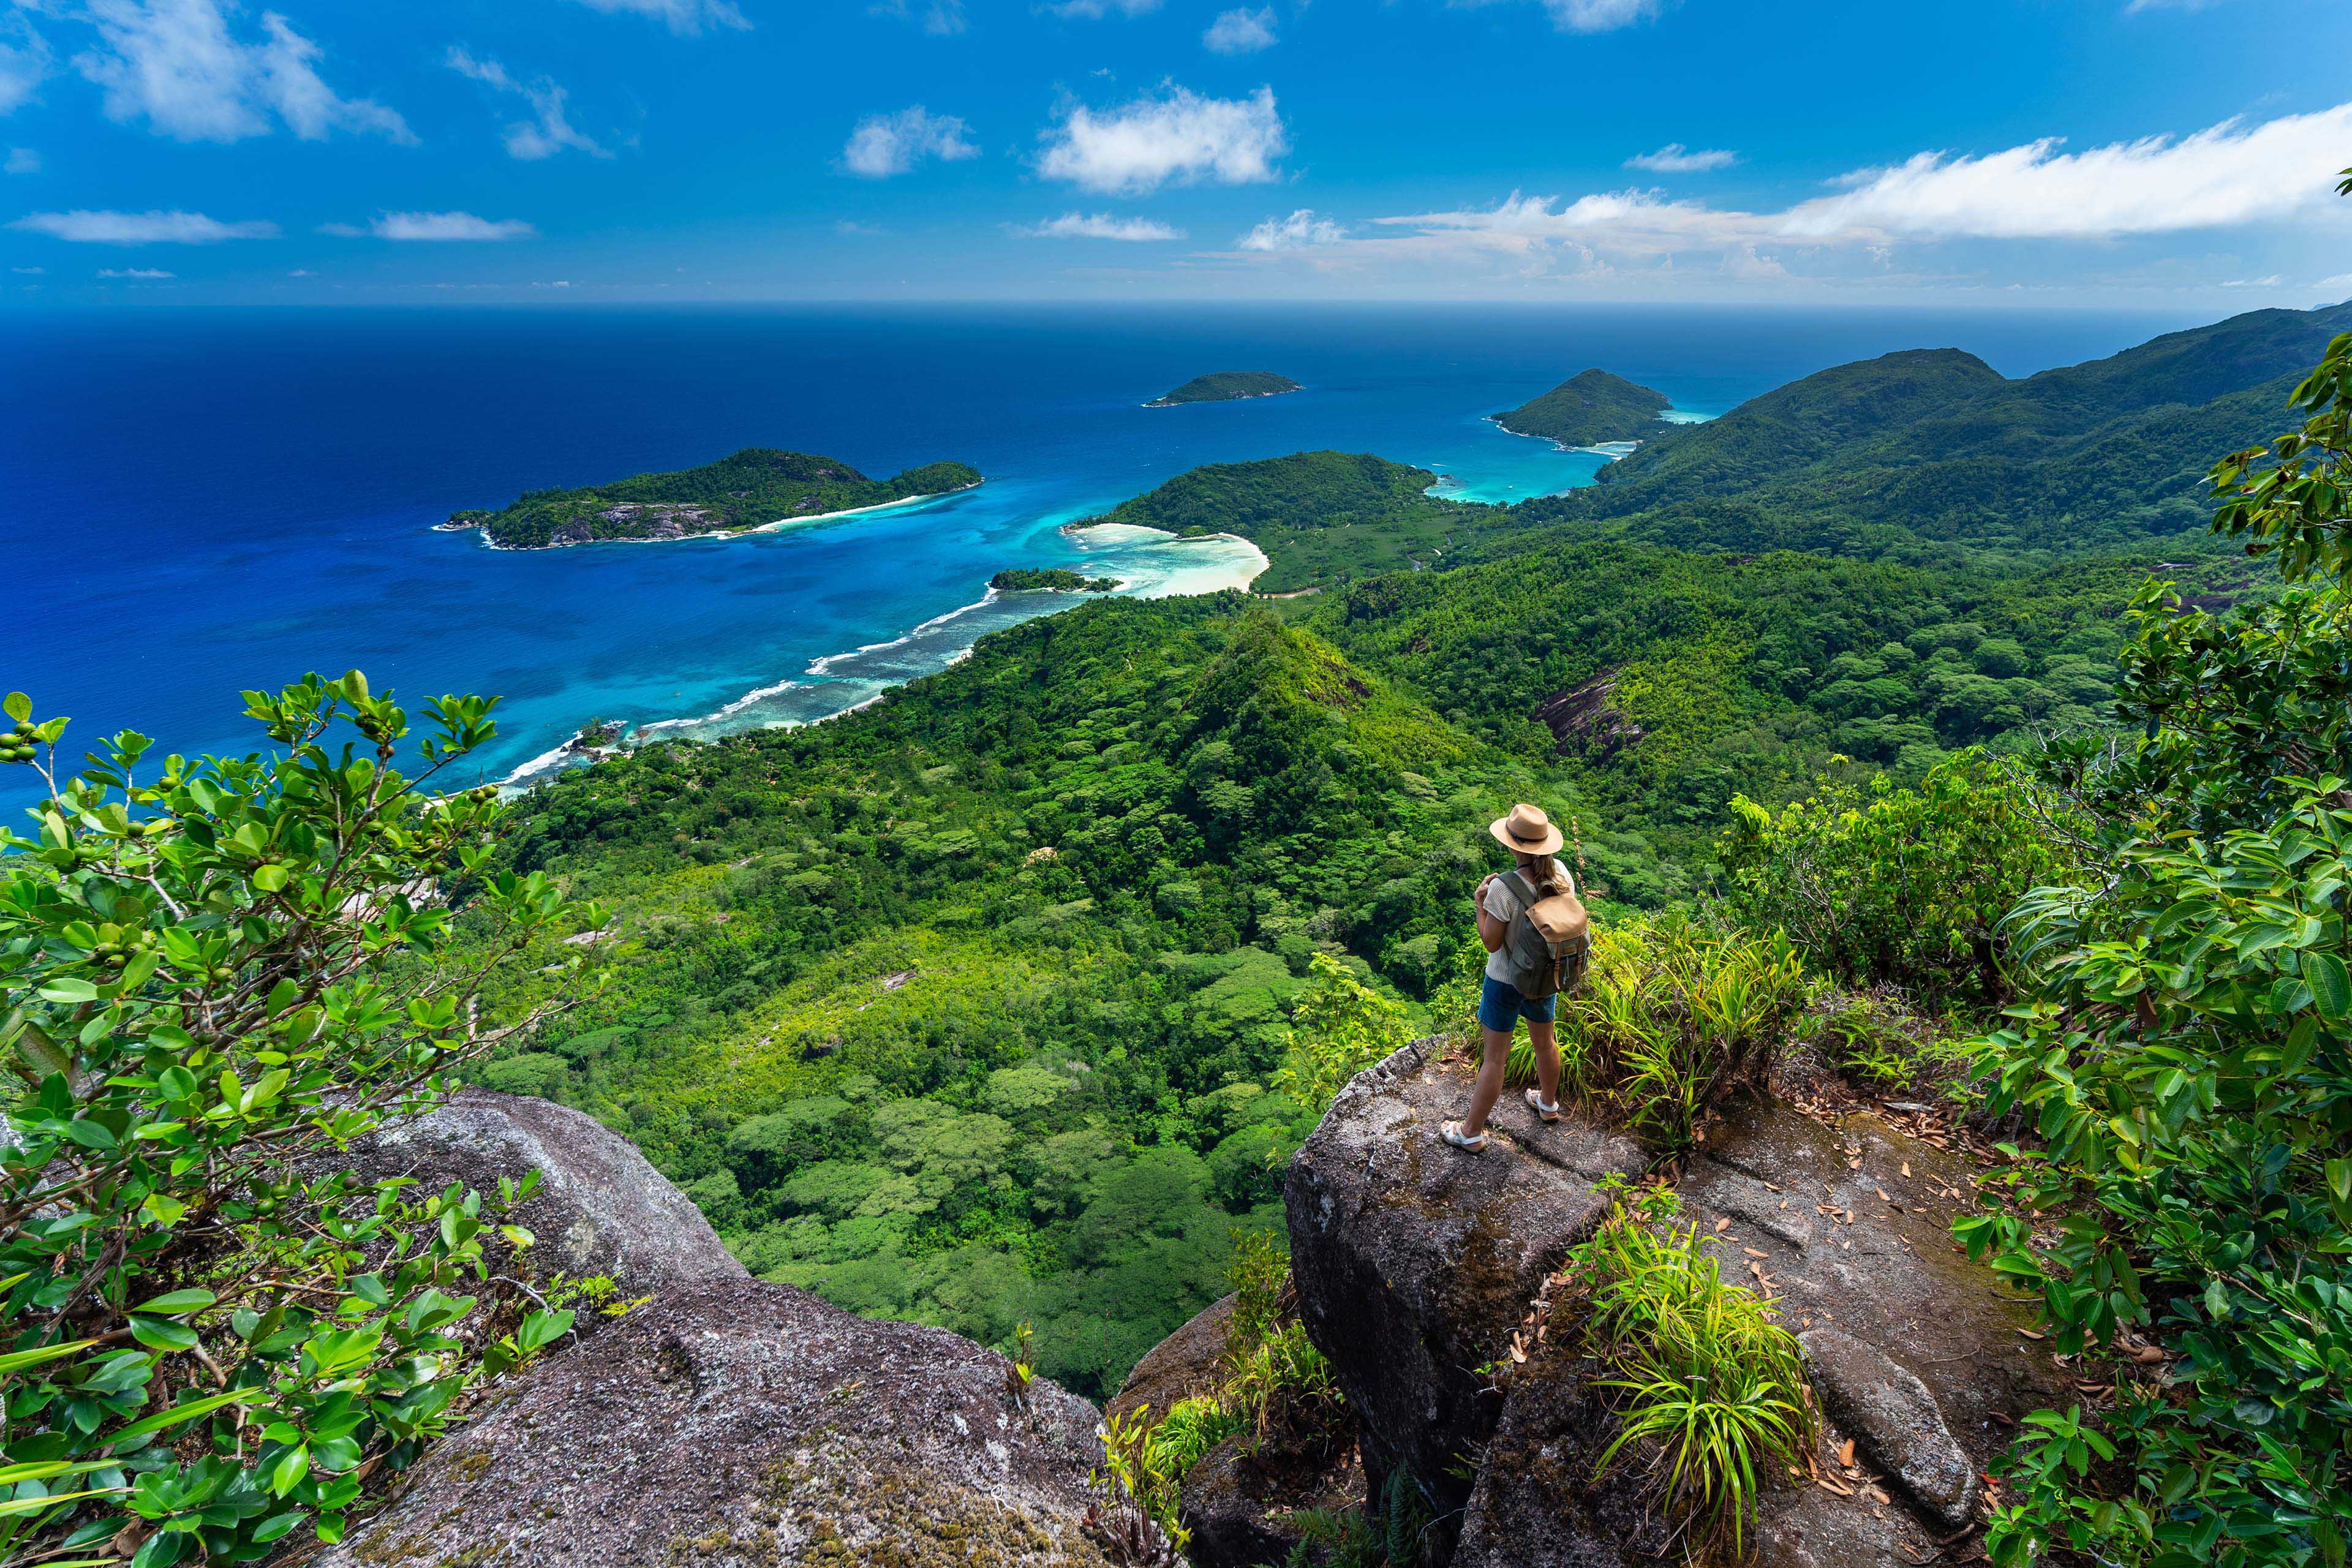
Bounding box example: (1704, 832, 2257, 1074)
(447, 48, 609, 160)
(870, 0, 965, 34)
(842, 105, 977, 178)
(1491, 0, 1665, 34)
(1204, 7, 1276, 53)
(1238, 208, 1346, 250)
(2315, 273, 2352, 292)
(835, 219, 883, 235)
(560, 0, 747, 34)
(4, 147, 37, 174)
(12, 265, 43, 273)
(70, 0, 410, 144)
(8, 208, 277, 242)
(287, 266, 311, 274)
(1719, 243, 1786, 279)
(1779, 103, 2352, 241)
(1039, 84, 1286, 196)
(0, 12, 54, 116)
(1020, 211, 1185, 240)
(2220, 274, 2283, 287)
(1625, 143, 1737, 173)
(371, 211, 535, 241)
(2124, 0, 2222, 11)
(1362, 100, 2352, 284)
(1044, 0, 1161, 17)
(97, 265, 173, 277)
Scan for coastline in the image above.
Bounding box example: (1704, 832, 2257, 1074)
(499, 519, 1267, 795)
(448, 479, 986, 552)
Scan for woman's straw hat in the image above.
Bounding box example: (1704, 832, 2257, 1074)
(1490, 802, 1564, 857)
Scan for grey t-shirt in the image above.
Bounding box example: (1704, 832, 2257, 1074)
(1483, 859, 1574, 984)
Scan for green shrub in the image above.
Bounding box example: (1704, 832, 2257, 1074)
(1566, 1188, 1815, 1555)
(0, 674, 600, 1565)
(1719, 752, 2081, 1006)
(1508, 913, 1809, 1147)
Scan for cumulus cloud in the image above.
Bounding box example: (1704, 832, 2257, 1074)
(1019, 211, 1184, 239)
(8, 208, 277, 242)
(370, 211, 536, 241)
(842, 105, 978, 178)
(560, 0, 747, 34)
(870, 0, 965, 34)
(5, 147, 37, 174)
(1779, 103, 2352, 240)
(2316, 273, 2352, 293)
(70, 0, 412, 144)
(0, 12, 53, 117)
(1625, 143, 1737, 173)
(1044, 0, 1161, 17)
(12, 265, 42, 273)
(1204, 7, 1276, 53)
(1238, 208, 1346, 250)
(1039, 84, 1286, 196)
(97, 265, 173, 277)
(447, 48, 609, 160)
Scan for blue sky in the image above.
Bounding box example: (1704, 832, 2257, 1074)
(2, 0, 2348, 305)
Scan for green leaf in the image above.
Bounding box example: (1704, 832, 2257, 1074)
(133, 1288, 216, 1315)
(2303, 950, 2351, 1020)
(0, 1338, 99, 1376)
(127, 1316, 199, 1353)
(39, 978, 99, 1005)
(252, 863, 289, 893)
(105, 1389, 244, 1447)
(2, 692, 28, 723)
(269, 1444, 311, 1497)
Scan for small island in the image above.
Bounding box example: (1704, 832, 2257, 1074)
(442, 447, 982, 550)
(1493, 369, 1672, 447)
(1145, 371, 1303, 408)
(989, 568, 1118, 593)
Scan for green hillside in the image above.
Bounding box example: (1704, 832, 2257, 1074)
(447, 447, 982, 550)
(1493, 367, 1672, 446)
(1539, 303, 2352, 565)
(462, 596, 1637, 1398)
(1082, 449, 1503, 592)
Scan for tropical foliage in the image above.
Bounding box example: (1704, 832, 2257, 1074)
(1951, 324, 2352, 1568)
(0, 674, 600, 1566)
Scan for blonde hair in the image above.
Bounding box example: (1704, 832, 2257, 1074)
(1515, 848, 1569, 896)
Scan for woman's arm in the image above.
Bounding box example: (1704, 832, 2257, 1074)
(1474, 875, 1507, 954)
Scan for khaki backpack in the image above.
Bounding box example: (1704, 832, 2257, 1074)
(1500, 867, 1591, 1001)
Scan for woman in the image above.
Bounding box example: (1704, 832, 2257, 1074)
(1442, 802, 1572, 1152)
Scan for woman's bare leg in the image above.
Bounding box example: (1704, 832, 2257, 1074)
(1457, 1026, 1513, 1139)
(1527, 1018, 1562, 1107)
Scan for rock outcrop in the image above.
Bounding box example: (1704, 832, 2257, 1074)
(314, 1088, 746, 1294)
(320, 1091, 1118, 1568)
(1283, 1039, 2071, 1567)
(1286, 1039, 1645, 1534)
(322, 1278, 1115, 1568)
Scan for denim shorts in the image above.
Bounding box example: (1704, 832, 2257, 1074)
(1477, 974, 1556, 1033)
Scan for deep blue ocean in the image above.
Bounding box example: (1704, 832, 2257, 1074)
(1, 304, 2206, 802)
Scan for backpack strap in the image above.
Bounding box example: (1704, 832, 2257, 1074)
(1502, 867, 1540, 911)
